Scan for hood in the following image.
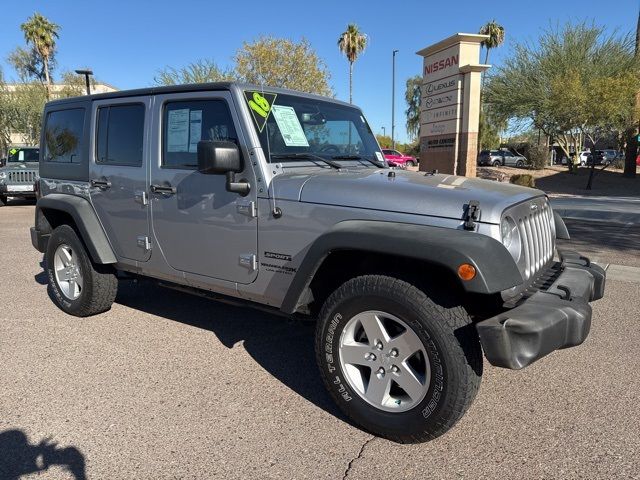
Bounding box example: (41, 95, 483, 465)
(272, 168, 543, 224)
(2, 161, 39, 171)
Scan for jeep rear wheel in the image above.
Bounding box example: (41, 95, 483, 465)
(315, 275, 482, 443)
(46, 225, 118, 317)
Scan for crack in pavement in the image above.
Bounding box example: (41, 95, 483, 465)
(343, 436, 375, 480)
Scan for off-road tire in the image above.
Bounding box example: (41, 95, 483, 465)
(406, 160, 415, 167)
(516, 160, 525, 168)
(46, 225, 117, 317)
(492, 160, 501, 167)
(315, 275, 482, 443)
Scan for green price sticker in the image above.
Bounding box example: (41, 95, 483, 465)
(244, 91, 277, 132)
(9, 148, 18, 155)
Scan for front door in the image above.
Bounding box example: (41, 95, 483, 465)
(89, 97, 151, 262)
(149, 92, 258, 284)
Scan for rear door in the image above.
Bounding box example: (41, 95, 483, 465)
(89, 97, 151, 262)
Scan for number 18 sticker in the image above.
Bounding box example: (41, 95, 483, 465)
(244, 91, 277, 132)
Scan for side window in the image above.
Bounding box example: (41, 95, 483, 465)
(96, 104, 145, 166)
(162, 99, 238, 168)
(44, 108, 85, 163)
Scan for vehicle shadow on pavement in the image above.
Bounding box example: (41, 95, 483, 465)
(535, 168, 639, 198)
(114, 280, 344, 420)
(0, 429, 86, 480)
(559, 220, 640, 260)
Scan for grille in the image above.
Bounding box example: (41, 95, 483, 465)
(8, 171, 36, 183)
(516, 201, 555, 280)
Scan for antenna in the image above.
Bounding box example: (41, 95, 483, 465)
(257, 54, 282, 218)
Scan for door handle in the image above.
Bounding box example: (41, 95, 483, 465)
(91, 178, 111, 190)
(150, 184, 177, 195)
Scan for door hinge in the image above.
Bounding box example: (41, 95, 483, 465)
(239, 254, 257, 271)
(137, 235, 151, 251)
(236, 201, 257, 218)
(134, 190, 148, 206)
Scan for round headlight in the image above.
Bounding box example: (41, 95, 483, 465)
(501, 218, 513, 248)
(501, 216, 521, 261)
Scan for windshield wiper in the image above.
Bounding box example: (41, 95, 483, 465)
(271, 153, 341, 169)
(332, 154, 384, 168)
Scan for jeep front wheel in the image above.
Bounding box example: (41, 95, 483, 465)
(315, 275, 482, 443)
(46, 225, 118, 317)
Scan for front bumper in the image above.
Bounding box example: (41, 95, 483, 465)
(0, 184, 35, 196)
(476, 250, 606, 369)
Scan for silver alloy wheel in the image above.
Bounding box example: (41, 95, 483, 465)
(338, 310, 430, 412)
(53, 244, 83, 300)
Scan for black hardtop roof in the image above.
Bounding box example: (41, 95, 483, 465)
(45, 81, 354, 109)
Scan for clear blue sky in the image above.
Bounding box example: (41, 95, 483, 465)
(1, 0, 638, 144)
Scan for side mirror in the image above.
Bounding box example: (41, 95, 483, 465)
(197, 140, 241, 174)
(197, 140, 250, 196)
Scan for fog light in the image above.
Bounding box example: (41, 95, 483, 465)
(458, 263, 476, 281)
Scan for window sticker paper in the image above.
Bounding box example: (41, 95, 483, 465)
(167, 109, 189, 152)
(271, 105, 309, 147)
(188, 110, 202, 153)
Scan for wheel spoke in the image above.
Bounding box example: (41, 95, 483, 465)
(396, 362, 427, 401)
(56, 248, 72, 267)
(59, 280, 70, 297)
(75, 273, 83, 291)
(388, 330, 424, 361)
(360, 313, 390, 345)
(340, 343, 372, 366)
(366, 372, 391, 405)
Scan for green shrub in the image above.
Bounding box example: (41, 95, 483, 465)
(510, 174, 536, 188)
(526, 144, 549, 170)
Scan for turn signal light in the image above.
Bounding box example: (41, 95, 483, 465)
(457, 263, 476, 281)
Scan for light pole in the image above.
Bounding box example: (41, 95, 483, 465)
(74, 69, 93, 95)
(381, 126, 386, 137)
(391, 50, 399, 149)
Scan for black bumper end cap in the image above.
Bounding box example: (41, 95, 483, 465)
(477, 292, 592, 370)
(558, 249, 606, 301)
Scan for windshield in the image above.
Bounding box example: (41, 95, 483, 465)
(8, 148, 39, 163)
(244, 91, 383, 165)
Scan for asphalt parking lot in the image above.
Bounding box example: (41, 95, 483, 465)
(1, 202, 639, 479)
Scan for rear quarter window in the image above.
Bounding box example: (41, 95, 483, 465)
(44, 108, 85, 164)
(39, 102, 90, 181)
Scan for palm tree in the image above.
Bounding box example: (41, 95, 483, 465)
(337, 24, 367, 103)
(21, 13, 60, 99)
(479, 20, 505, 66)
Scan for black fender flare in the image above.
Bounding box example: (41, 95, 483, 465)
(280, 220, 524, 314)
(36, 194, 117, 264)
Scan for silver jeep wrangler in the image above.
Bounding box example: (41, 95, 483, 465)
(31, 83, 605, 443)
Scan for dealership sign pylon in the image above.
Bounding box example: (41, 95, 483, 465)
(416, 33, 489, 177)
